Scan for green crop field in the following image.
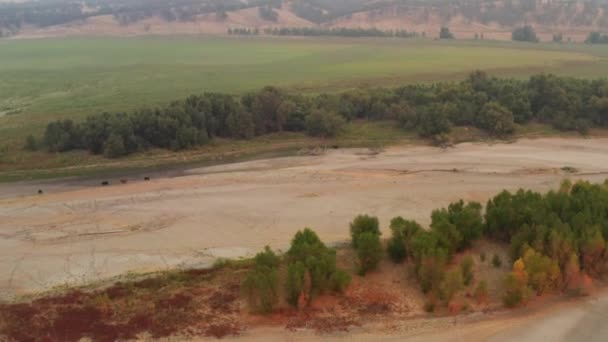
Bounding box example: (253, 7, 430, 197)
(1, 35, 607, 179)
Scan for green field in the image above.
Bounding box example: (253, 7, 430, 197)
(1, 36, 607, 178)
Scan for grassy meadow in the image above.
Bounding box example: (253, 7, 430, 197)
(1, 35, 607, 179)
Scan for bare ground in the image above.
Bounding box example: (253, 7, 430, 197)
(2, 137, 608, 302)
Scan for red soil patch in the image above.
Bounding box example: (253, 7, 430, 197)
(0, 268, 243, 341)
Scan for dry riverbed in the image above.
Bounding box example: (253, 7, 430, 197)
(2, 137, 608, 301)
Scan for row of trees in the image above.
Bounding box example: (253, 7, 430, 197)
(243, 178, 608, 313)
(263, 27, 420, 38)
(586, 31, 608, 44)
(38, 87, 344, 157)
(35, 72, 608, 158)
(384, 179, 608, 309)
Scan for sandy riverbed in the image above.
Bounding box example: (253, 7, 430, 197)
(2, 137, 608, 300)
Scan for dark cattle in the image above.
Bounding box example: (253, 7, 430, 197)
(144, 177, 150, 181)
(101, 181, 109, 186)
(37, 190, 43, 194)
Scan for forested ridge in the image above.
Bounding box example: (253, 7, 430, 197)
(3, 0, 608, 37)
(35, 71, 608, 158)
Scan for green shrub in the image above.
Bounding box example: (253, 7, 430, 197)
(242, 247, 280, 313)
(440, 269, 463, 303)
(305, 109, 345, 137)
(253, 245, 281, 268)
(24, 135, 38, 151)
(387, 233, 407, 263)
(392, 217, 422, 247)
(285, 228, 349, 307)
(330, 269, 352, 293)
(431, 200, 483, 252)
(103, 132, 127, 158)
(350, 214, 380, 248)
(356, 231, 383, 275)
(460, 256, 475, 286)
(418, 257, 446, 294)
(285, 261, 306, 307)
(474, 280, 488, 303)
(502, 273, 529, 307)
(492, 254, 502, 268)
(503, 259, 531, 308)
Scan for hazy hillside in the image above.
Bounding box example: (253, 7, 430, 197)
(1, 0, 608, 40)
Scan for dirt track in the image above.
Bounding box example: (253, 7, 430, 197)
(2, 137, 608, 300)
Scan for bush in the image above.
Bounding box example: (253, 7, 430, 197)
(387, 232, 407, 263)
(24, 135, 38, 151)
(350, 214, 380, 248)
(305, 109, 345, 137)
(512, 25, 539, 42)
(285, 228, 349, 307)
(480, 252, 486, 262)
(103, 132, 127, 158)
(460, 256, 475, 286)
(418, 257, 446, 294)
(431, 200, 483, 252)
(286, 261, 306, 307)
(474, 280, 488, 303)
(502, 273, 529, 307)
(477, 101, 515, 136)
(356, 231, 383, 275)
(521, 249, 561, 295)
(417, 104, 452, 138)
(439, 27, 454, 39)
(330, 269, 352, 293)
(242, 247, 280, 313)
(439, 269, 463, 303)
(503, 259, 530, 308)
(492, 254, 502, 268)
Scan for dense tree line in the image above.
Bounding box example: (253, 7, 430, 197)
(386, 179, 608, 309)
(0, 0, 276, 34)
(511, 25, 539, 42)
(35, 72, 608, 158)
(439, 27, 454, 39)
(227, 27, 260, 35)
(586, 31, 608, 44)
(262, 27, 419, 38)
(243, 178, 608, 314)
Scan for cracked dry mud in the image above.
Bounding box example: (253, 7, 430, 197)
(2, 137, 608, 300)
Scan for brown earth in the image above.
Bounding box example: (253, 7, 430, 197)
(3, 137, 608, 340)
(7, 3, 601, 41)
(2, 137, 608, 301)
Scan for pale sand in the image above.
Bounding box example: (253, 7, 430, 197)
(2, 137, 608, 301)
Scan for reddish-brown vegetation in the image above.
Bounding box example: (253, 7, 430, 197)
(0, 267, 243, 341)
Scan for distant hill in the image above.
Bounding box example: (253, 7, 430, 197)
(2, 0, 608, 41)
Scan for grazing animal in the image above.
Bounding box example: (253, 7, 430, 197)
(144, 177, 150, 181)
(37, 189, 43, 194)
(120, 179, 127, 184)
(101, 181, 109, 186)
